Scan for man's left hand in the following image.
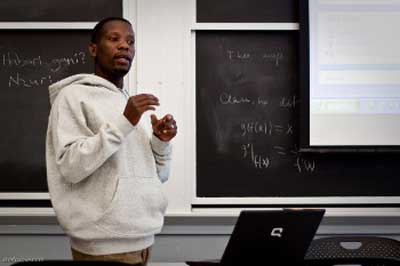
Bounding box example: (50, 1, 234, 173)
(151, 114, 177, 142)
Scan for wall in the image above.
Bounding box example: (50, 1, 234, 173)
(2, 215, 400, 265)
(135, 0, 192, 213)
(1, 0, 400, 264)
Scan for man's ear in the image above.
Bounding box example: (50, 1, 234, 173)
(88, 43, 97, 58)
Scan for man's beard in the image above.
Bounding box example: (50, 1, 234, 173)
(112, 64, 131, 77)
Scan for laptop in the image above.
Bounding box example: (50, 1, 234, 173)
(186, 209, 325, 266)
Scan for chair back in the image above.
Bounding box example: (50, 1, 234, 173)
(305, 236, 400, 260)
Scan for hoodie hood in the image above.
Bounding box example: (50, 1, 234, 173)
(48, 74, 121, 105)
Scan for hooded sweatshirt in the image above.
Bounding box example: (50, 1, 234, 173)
(46, 74, 171, 255)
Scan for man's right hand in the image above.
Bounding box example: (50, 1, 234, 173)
(123, 94, 159, 126)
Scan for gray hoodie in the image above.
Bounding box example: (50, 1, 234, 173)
(46, 74, 171, 255)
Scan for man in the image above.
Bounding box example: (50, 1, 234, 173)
(46, 17, 177, 265)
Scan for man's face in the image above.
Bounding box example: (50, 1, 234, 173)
(90, 20, 135, 78)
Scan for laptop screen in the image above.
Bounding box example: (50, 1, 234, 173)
(220, 209, 325, 265)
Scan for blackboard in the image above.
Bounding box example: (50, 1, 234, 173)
(196, 31, 400, 199)
(0, 0, 122, 22)
(197, 0, 298, 23)
(0, 30, 93, 193)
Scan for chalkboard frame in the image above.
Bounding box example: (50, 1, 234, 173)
(298, 0, 400, 153)
(0, 0, 138, 211)
(0, 0, 122, 22)
(192, 24, 400, 206)
(0, 23, 96, 205)
(196, 0, 298, 23)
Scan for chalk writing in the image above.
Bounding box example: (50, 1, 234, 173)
(290, 145, 316, 173)
(219, 92, 268, 107)
(294, 157, 316, 173)
(263, 52, 283, 67)
(280, 95, 298, 108)
(273, 145, 287, 156)
(226, 49, 284, 67)
(219, 92, 251, 105)
(240, 121, 293, 136)
(196, 31, 326, 197)
(242, 144, 316, 172)
(50, 52, 86, 72)
(1, 52, 42, 68)
(227, 49, 251, 60)
(257, 97, 268, 107)
(0, 51, 87, 72)
(242, 143, 270, 169)
(1, 49, 88, 89)
(9, 73, 53, 88)
(241, 143, 316, 172)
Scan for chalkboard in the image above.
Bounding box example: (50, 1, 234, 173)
(0, 30, 93, 193)
(197, 0, 298, 23)
(196, 31, 400, 199)
(0, 0, 122, 22)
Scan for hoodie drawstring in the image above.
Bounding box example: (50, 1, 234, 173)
(122, 89, 129, 99)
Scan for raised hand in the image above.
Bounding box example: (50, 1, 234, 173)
(123, 94, 159, 126)
(151, 114, 177, 142)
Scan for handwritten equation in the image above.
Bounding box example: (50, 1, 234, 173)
(216, 90, 314, 173)
(241, 143, 316, 173)
(240, 121, 293, 137)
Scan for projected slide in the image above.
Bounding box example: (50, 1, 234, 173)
(308, 0, 400, 146)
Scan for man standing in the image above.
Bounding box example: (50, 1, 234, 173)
(46, 17, 177, 265)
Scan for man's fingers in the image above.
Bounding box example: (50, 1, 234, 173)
(150, 113, 178, 140)
(161, 128, 178, 135)
(133, 93, 159, 101)
(138, 106, 156, 113)
(160, 114, 177, 129)
(151, 114, 158, 125)
(132, 98, 159, 107)
(162, 114, 173, 121)
(129, 95, 159, 108)
(124, 93, 160, 126)
(162, 120, 177, 130)
(160, 117, 178, 134)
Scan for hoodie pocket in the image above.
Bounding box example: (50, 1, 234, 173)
(94, 177, 168, 236)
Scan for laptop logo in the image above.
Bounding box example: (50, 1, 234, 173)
(271, 227, 283, 238)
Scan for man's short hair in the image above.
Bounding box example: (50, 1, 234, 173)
(91, 17, 132, 44)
